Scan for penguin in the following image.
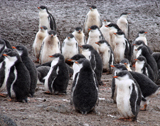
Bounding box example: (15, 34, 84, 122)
(95, 40, 114, 74)
(120, 58, 132, 71)
(100, 19, 111, 46)
(38, 6, 56, 31)
(33, 26, 48, 63)
(87, 25, 104, 52)
(12, 45, 37, 97)
(113, 31, 131, 63)
(80, 44, 103, 85)
(152, 52, 160, 70)
(136, 45, 158, 81)
(44, 53, 69, 94)
(111, 64, 160, 111)
(135, 30, 148, 45)
(105, 23, 122, 50)
(83, 5, 102, 36)
(2, 49, 30, 102)
(117, 13, 130, 39)
(39, 30, 60, 64)
(62, 33, 79, 62)
(0, 39, 12, 55)
(37, 66, 50, 84)
(71, 58, 98, 114)
(113, 70, 141, 121)
(135, 56, 155, 82)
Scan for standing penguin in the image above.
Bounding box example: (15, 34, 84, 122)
(117, 13, 130, 39)
(62, 34, 79, 61)
(37, 66, 50, 84)
(0, 39, 12, 55)
(39, 30, 60, 64)
(100, 19, 111, 45)
(135, 30, 148, 45)
(135, 56, 155, 82)
(12, 45, 37, 97)
(33, 26, 48, 63)
(44, 53, 69, 94)
(87, 25, 104, 52)
(113, 70, 141, 121)
(38, 6, 56, 31)
(71, 58, 98, 114)
(2, 49, 30, 102)
(83, 5, 102, 36)
(95, 40, 114, 73)
(120, 58, 132, 71)
(81, 44, 103, 85)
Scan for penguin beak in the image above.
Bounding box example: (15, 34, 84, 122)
(110, 65, 115, 67)
(49, 55, 54, 57)
(12, 46, 17, 49)
(105, 25, 108, 27)
(104, 19, 106, 22)
(88, 28, 91, 31)
(134, 59, 138, 61)
(132, 44, 136, 46)
(78, 45, 83, 48)
(135, 49, 138, 51)
(40, 27, 43, 29)
(51, 34, 54, 37)
(144, 32, 147, 34)
(113, 76, 118, 78)
(89, 7, 92, 10)
(38, 7, 40, 9)
(78, 30, 81, 33)
(75, 61, 79, 64)
(128, 13, 131, 15)
(124, 63, 127, 65)
(68, 59, 73, 62)
(113, 33, 117, 35)
(3, 54, 8, 57)
(68, 37, 70, 40)
(95, 42, 99, 45)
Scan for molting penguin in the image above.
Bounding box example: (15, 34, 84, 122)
(71, 58, 98, 114)
(12, 45, 37, 97)
(33, 26, 48, 63)
(38, 6, 56, 31)
(83, 5, 102, 36)
(117, 13, 130, 39)
(62, 34, 79, 62)
(3, 49, 30, 102)
(39, 30, 60, 64)
(87, 25, 104, 52)
(81, 44, 103, 85)
(113, 70, 141, 121)
(135, 30, 147, 45)
(44, 53, 69, 94)
(135, 56, 155, 82)
(95, 40, 114, 73)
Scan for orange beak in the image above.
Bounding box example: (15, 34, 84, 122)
(135, 49, 138, 51)
(40, 27, 43, 29)
(12, 46, 16, 49)
(89, 7, 92, 10)
(145, 32, 147, 34)
(88, 28, 91, 31)
(38, 7, 40, 9)
(3, 54, 8, 56)
(104, 19, 106, 22)
(95, 42, 99, 45)
(51, 34, 54, 37)
(105, 25, 108, 27)
(68, 59, 72, 62)
(113, 76, 118, 78)
(49, 55, 53, 57)
(134, 59, 138, 61)
(75, 61, 78, 64)
(133, 44, 136, 46)
(124, 63, 127, 65)
(78, 45, 82, 48)
(68, 37, 70, 39)
(110, 65, 115, 67)
(114, 33, 117, 35)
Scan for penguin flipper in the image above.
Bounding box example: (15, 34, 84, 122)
(111, 78, 116, 99)
(48, 13, 56, 31)
(0, 62, 5, 87)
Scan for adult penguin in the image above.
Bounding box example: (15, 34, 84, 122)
(71, 58, 98, 114)
(44, 53, 69, 94)
(12, 45, 37, 97)
(135, 30, 148, 45)
(3, 49, 30, 102)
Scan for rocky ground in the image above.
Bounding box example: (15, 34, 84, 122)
(0, 0, 160, 126)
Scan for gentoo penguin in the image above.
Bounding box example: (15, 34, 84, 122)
(135, 30, 148, 45)
(111, 64, 160, 111)
(105, 23, 121, 50)
(152, 52, 160, 70)
(135, 56, 155, 82)
(113, 31, 131, 63)
(33, 26, 48, 63)
(0, 56, 5, 97)
(38, 6, 56, 31)
(37, 66, 50, 84)
(120, 58, 132, 71)
(100, 19, 111, 45)
(3, 49, 30, 102)
(136, 46, 158, 81)
(12, 45, 37, 97)
(71, 58, 98, 114)
(113, 70, 141, 121)
(39, 30, 60, 64)
(83, 5, 102, 35)
(62, 34, 79, 62)
(117, 13, 130, 39)
(0, 39, 12, 55)
(81, 44, 103, 85)
(87, 25, 104, 52)
(44, 53, 69, 94)
(95, 40, 114, 73)
(72, 27, 86, 45)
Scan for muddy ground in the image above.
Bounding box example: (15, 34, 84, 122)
(0, 0, 160, 126)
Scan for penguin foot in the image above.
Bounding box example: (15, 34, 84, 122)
(44, 91, 51, 94)
(7, 98, 13, 102)
(118, 117, 135, 121)
(0, 93, 7, 97)
(140, 104, 147, 111)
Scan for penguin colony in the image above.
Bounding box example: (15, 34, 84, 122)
(0, 5, 160, 122)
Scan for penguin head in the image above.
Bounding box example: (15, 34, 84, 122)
(69, 54, 85, 62)
(133, 40, 145, 47)
(120, 58, 130, 66)
(105, 23, 121, 32)
(67, 33, 74, 40)
(136, 46, 148, 58)
(95, 40, 109, 52)
(135, 56, 146, 64)
(38, 6, 48, 12)
(12, 45, 28, 57)
(102, 19, 111, 26)
(65, 34, 77, 45)
(80, 44, 94, 52)
(113, 70, 130, 80)
(49, 53, 64, 62)
(138, 30, 147, 37)
(90, 5, 97, 11)
(48, 30, 57, 37)
(0, 39, 5, 50)
(88, 25, 99, 32)
(120, 12, 130, 18)
(75, 27, 82, 34)
(114, 31, 125, 38)
(40, 26, 48, 32)
(75, 58, 91, 70)
(111, 64, 127, 74)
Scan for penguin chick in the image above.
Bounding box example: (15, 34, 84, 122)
(3, 49, 30, 102)
(44, 53, 69, 95)
(0, 39, 12, 55)
(38, 6, 56, 31)
(135, 30, 147, 45)
(152, 52, 160, 70)
(83, 5, 102, 35)
(100, 19, 111, 45)
(39, 30, 60, 64)
(114, 70, 141, 121)
(62, 34, 79, 62)
(120, 58, 132, 71)
(117, 13, 130, 39)
(37, 66, 50, 84)
(33, 26, 48, 63)
(12, 45, 37, 97)
(95, 40, 114, 74)
(87, 25, 104, 52)
(135, 56, 155, 82)
(71, 58, 98, 114)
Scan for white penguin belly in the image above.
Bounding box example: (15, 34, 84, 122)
(135, 62, 143, 73)
(87, 37, 99, 52)
(10, 67, 17, 98)
(102, 51, 110, 70)
(114, 45, 125, 63)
